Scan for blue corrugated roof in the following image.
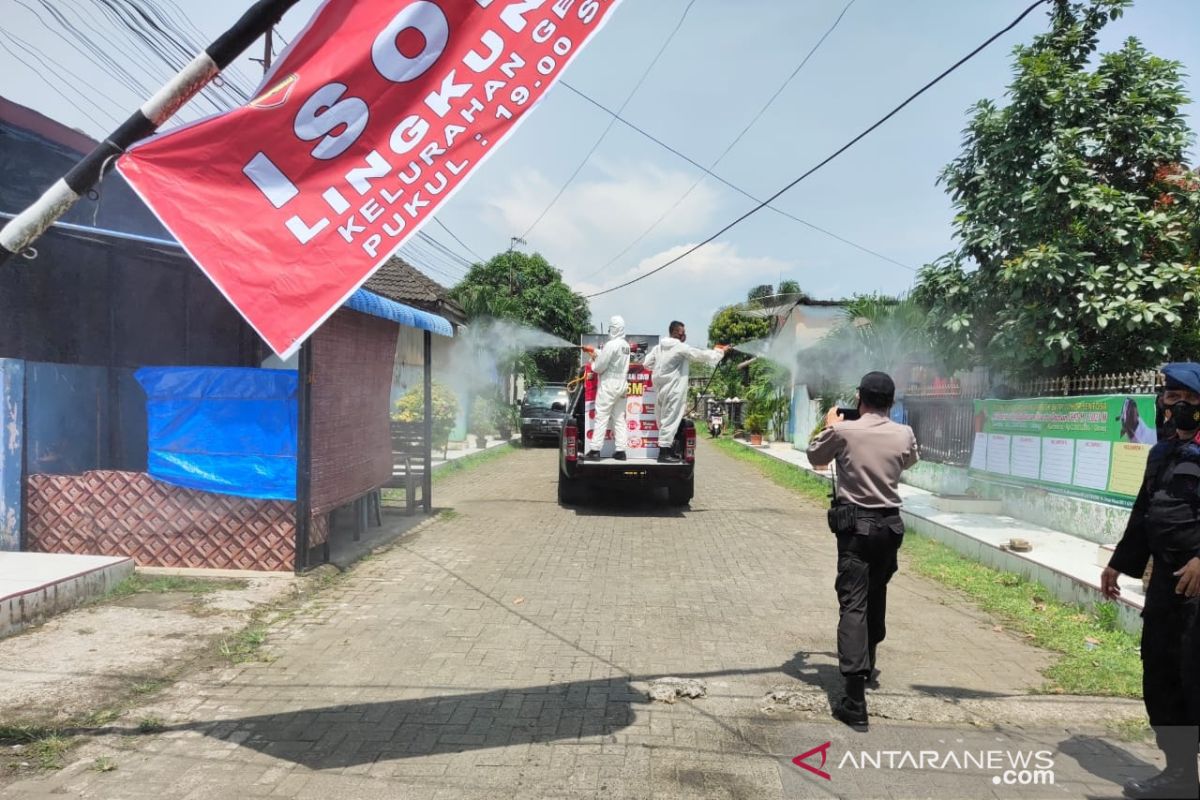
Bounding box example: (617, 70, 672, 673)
(345, 289, 454, 337)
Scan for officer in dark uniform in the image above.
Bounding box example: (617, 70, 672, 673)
(1103, 363, 1200, 799)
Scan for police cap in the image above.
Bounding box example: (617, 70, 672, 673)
(1162, 363, 1200, 394)
(858, 371, 896, 402)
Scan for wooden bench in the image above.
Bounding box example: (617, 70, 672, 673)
(382, 420, 428, 515)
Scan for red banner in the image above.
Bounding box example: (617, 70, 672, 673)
(118, 0, 624, 357)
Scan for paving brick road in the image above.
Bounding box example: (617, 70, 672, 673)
(8, 440, 1162, 799)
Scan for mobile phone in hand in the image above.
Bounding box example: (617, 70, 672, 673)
(837, 407, 861, 421)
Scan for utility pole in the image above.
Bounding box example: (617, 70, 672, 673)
(252, 27, 275, 74)
(508, 236, 526, 252)
(0, 0, 301, 267)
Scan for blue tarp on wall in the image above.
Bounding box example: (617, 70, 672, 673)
(135, 367, 298, 501)
(0, 359, 23, 551)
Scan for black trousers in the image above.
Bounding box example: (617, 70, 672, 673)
(835, 510, 904, 677)
(1141, 562, 1200, 774)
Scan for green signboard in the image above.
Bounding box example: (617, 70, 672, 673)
(968, 395, 1157, 508)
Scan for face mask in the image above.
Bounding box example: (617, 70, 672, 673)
(1169, 400, 1200, 431)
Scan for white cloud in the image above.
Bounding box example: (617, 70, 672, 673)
(483, 159, 722, 256)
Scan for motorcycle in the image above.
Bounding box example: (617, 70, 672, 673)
(709, 415, 724, 438)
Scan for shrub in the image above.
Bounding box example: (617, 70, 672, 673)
(393, 382, 459, 455)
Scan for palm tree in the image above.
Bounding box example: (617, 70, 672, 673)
(809, 294, 935, 398)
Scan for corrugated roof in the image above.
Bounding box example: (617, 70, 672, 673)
(365, 256, 449, 305)
(345, 289, 454, 337)
(364, 255, 467, 326)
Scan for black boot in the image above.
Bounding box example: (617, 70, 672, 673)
(612, 451, 627, 461)
(833, 675, 869, 732)
(1123, 766, 1198, 799)
(584, 449, 601, 460)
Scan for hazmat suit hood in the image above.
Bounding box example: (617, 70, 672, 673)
(588, 315, 631, 456)
(608, 316, 626, 339)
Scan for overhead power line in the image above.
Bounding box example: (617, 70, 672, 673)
(570, 0, 912, 279)
(0, 35, 115, 133)
(562, 82, 912, 273)
(416, 231, 475, 270)
(519, 0, 698, 241)
(0, 27, 125, 129)
(584, 0, 1050, 299)
(433, 218, 486, 264)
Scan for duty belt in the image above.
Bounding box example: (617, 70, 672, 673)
(852, 506, 900, 517)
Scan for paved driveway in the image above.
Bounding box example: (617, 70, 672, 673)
(9, 440, 1157, 799)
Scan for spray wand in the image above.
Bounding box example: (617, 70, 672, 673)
(690, 345, 736, 415)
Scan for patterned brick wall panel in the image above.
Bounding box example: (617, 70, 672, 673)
(26, 471, 296, 571)
(309, 309, 397, 515)
(309, 513, 329, 547)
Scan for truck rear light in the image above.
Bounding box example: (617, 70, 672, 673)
(684, 427, 696, 462)
(564, 424, 578, 461)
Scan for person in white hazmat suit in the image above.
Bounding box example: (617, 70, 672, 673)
(585, 315, 631, 461)
(644, 321, 728, 463)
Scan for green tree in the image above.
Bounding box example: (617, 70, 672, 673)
(913, 0, 1200, 377)
(746, 284, 775, 307)
(451, 251, 592, 381)
(806, 294, 937, 399)
(708, 305, 770, 349)
(777, 280, 808, 305)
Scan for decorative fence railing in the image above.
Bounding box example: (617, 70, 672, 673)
(903, 397, 975, 467)
(903, 369, 1163, 466)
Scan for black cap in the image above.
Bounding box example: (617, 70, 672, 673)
(858, 371, 895, 401)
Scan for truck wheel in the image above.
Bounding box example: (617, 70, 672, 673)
(667, 478, 693, 507)
(521, 434, 531, 447)
(558, 471, 585, 506)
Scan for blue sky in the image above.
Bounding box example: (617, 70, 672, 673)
(3, 0, 1197, 341)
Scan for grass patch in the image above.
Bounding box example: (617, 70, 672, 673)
(1108, 716, 1153, 743)
(902, 535, 1142, 697)
(129, 679, 169, 696)
(136, 717, 165, 734)
(218, 623, 270, 664)
(30, 734, 72, 769)
(0, 723, 56, 744)
(432, 442, 519, 483)
(91, 756, 117, 772)
(437, 509, 461, 522)
(708, 433, 1144, 699)
(106, 574, 247, 600)
(0, 727, 74, 770)
(706, 435, 831, 505)
(81, 708, 121, 728)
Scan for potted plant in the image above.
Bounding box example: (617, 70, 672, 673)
(745, 414, 766, 446)
(469, 396, 495, 450)
(493, 401, 517, 441)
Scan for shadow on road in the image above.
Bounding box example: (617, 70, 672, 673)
(152, 663, 792, 769)
(909, 684, 1016, 702)
(1058, 734, 1160, 796)
(562, 486, 689, 518)
(782, 651, 842, 713)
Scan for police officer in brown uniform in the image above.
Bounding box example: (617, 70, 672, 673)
(807, 371, 919, 731)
